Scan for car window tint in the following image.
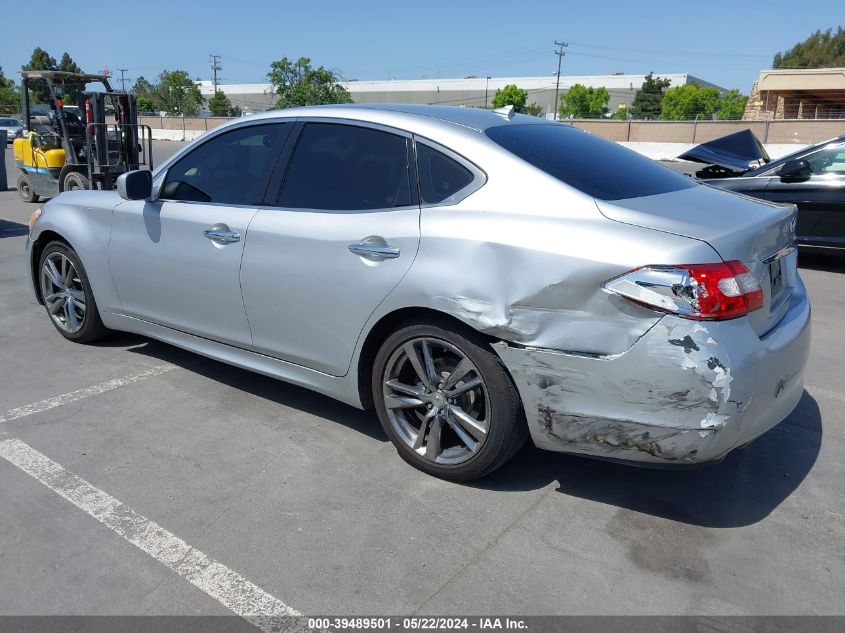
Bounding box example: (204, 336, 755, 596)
(278, 123, 411, 211)
(416, 144, 474, 204)
(486, 123, 696, 201)
(161, 124, 286, 205)
(806, 145, 845, 175)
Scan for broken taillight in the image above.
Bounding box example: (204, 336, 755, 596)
(603, 261, 763, 321)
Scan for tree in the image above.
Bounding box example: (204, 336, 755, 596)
(140, 70, 203, 115)
(267, 57, 352, 108)
(21, 47, 58, 103)
(524, 102, 543, 117)
(714, 89, 748, 120)
(558, 84, 609, 119)
(774, 27, 845, 68)
(0, 67, 19, 111)
(132, 76, 156, 112)
(660, 84, 720, 120)
(629, 72, 671, 120)
(56, 52, 85, 101)
(610, 105, 632, 120)
(207, 90, 242, 117)
(492, 84, 528, 113)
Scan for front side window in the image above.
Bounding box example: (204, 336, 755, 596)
(805, 144, 845, 175)
(161, 124, 287, 205)
(416, 143, 475, 204)
(278, 123, 412, 211)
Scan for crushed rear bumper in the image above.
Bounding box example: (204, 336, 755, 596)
(494, 276, 811, 465)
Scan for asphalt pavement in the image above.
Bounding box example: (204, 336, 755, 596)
(0, 140, 843, 621)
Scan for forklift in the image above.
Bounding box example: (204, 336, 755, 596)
(12, 70, 152, 202)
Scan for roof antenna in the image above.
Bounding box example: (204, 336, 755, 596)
(492, 104, 515, 120)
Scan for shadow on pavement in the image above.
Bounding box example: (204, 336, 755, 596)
(479, 391, 821, 528)
(0, 219, 28, 238)
(121, 336, 386, 443)
(107, 334, 819, 528)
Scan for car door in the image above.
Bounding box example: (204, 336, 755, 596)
(239, 121, 420, 376)
(109, 122, 291, 347)
(761, 143, 845, 249)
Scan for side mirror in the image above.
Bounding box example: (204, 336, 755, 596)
(778, 158, 811, 179)
(117, 170, 152, 201)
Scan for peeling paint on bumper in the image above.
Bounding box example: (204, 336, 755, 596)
(494, 276, 811, 465)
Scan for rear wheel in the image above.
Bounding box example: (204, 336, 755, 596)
(63, 171, 90, 192)
(38, 241, 108, 343)
(372, 318, 527, 481)
(17, 174, 39, 203)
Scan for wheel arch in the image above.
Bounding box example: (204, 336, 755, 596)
(356, 306, 501, 409)
(30, 230, 74, 304)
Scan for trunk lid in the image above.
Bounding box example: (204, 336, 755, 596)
(597, 183, 798, 336)
(677, 129, 770, 172)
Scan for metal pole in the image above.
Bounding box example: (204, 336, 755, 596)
(485, 76, 491, 109)
(553, 41, 567, 121)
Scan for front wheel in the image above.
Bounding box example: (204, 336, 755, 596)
(38, 241, 108, 343)
(62, 171, 90, 192)
(17, 174, 40, 203)
(372, 318, 527, 481)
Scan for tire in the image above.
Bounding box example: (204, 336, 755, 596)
(372, 317, 527, 481)
(62, 171, 90, 192)
(17, 174, 40, 203)
(38, 241, 108, 343)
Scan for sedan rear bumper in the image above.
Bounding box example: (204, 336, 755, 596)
(494, 276, 811, 465)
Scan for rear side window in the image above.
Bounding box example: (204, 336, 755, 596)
(161, 124, 288, 205)
(485, 124, 696, 201)
(416, 143, 474, 204)
(278, 123, 412, 211)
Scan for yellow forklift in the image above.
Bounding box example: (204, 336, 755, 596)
(13, 70, 152, 202)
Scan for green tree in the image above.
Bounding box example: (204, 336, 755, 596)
(773, 27, 845, 68)
(715, 89, 748, 120)
(207, 90, 242, 117)
(56, 52, 85, 102)
(132, 76, 156, 112)
(558, 84, 609, 118)
(0, 67, 19, 111)
(267, 57, 352, 108)
(144, 70, 204, 115)
(660, 84, 720, 120)
(492, 84, 528, 112)
(629, 72, 671, 120)
(610, 105, 632, 120)
(21, 47, 58, 103)
(524, 102, 543, 117)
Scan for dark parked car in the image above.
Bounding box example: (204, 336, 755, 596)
(680, 130, 845, 254)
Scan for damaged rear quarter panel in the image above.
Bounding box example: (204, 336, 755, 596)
(372, 154, 724, 358)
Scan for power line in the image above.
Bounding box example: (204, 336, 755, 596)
(553, 41, 568, 122)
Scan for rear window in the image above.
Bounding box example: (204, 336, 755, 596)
(0, 118, 20, 126)
(485, 124, 696, 200)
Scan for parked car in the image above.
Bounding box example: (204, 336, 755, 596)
(0, 117, 23, 143)
(680, 130, 845, 255)
(25, 105, 810, 480)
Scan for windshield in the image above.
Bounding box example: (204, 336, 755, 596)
(486, 123, 696, 200)
(0, 118, 20, 126)
(748, 137, 845, 176)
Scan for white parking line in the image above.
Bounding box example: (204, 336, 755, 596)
(0, 364, 175, 424)
(0, 438, 301, 631)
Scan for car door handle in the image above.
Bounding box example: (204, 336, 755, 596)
(348, 243, 400, 259)
(204, 226, 240, 243)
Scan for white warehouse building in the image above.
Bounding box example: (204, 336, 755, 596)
(198, 73, 724, 116)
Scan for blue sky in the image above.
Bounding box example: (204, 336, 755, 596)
(1, 1, 841, 91)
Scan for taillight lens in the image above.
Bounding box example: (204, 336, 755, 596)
(604, 260, 763, 321)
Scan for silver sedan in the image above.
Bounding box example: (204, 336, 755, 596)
(24, 105, 811, 480)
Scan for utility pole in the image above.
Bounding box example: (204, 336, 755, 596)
(210, 54, 222, 92)
(117, 68, 129, 92)
(553, 41, 568, 121)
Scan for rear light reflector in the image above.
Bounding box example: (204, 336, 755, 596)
(604, 260, 763, 321)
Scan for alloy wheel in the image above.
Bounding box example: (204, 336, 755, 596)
(40, 252, 87, 334)
(383, 337, 490, 465)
